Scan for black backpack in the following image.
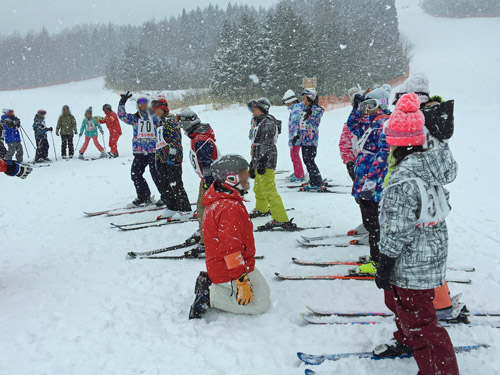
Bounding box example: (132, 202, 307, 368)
(421, 100, 454, 142)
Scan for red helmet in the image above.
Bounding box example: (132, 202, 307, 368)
(151, 95, 169, 114)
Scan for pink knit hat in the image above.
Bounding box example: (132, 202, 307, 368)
(385, 92, 426, 146)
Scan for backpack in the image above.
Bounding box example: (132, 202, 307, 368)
(421, 100, 454, 142)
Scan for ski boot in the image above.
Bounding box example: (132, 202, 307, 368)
(78, 153, 84, 160)
(299, 183, 321, 192)
(358, 258, 378, 275)
(155, 199, 166, 208)
(170, 211, 194, 222)
(260, 218, 298, 231)
(99, 151, 108, 158)
(128, 196, 154, 208)
(185, 230, 201, 246)
(185, 243, 205, 258)
(437, 302, 470, 324)
(189, 271, 212, 320)
(249, 209, 271, 219)
(289, 173, 306, 183)
(373, 338, 413, 358)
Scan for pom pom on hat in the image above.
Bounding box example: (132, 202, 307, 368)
(386, 93, 426, 147)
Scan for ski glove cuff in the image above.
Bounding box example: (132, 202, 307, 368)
(375, 253, 397, 291)
(235, 273, 253, 306)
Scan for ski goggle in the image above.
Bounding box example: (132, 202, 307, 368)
(177, 114, 197, 122)
(361, 98, 389, 112)
(393, 92, 430, 105)
(151, 100, 165, 107)
(137, 98, 149, 105)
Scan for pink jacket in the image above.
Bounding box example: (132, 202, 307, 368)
(339, 123, 356, 164)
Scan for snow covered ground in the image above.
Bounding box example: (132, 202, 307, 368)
(1, 1, 500, 374)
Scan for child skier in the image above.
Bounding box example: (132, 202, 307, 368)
(98, 104, 122, 158)
(247, 98, 294, 230)
(298, 89, 325, 191)
(178, 109, 220, 255)
(78, 107, 106, 159)
(151, 96, 192, 219)
(2, 109, 23, 163)
(33, 110, 52, 163)
(374, 93, 459, 375)
(282, 90, 306, 183)
(189, 154, 271, 319)
(346, 84, 392, 273)
(56, 105, 77, 159)
(118, 92, 161, 207)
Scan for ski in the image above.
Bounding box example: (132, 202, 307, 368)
(127, 237, 200, 258)
(305, 306, 500, 318)
(285, 182, 351, 189)
(292, 258, 475, 272)
(301, 313, 500, 327)
(140, 254, 265, 260)
(283, 189, 350, 194)
(274, 272, 471, 284)
(84, 202, 196, 217)
(297, 345, 489, 366)
(112, 217, 197, 231)
(296, 239, 361, 248)
(300, 232, 364, 242)
(256, 225, 331, 233)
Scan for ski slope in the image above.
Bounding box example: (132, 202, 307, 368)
(1, 1, 500, 374)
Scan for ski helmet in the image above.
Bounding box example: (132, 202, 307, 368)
(177, 109, 201, 134)
(282, 90, 298, 104)
(103, 104, 112, 112)
(151, 96, 169, 114)
(248, 98, 271, 114)
(211, 154, 249, 188)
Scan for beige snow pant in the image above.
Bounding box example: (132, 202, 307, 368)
(209, 268, 271, 315)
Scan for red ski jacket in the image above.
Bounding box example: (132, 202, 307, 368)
(99, 111, 122, 135)
(0, 160, 6, 173)
(202, 183, 256, 284)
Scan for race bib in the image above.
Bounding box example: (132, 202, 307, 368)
(137, 119, 155, 139)
(86, 120, 95, 131)
(156, 126, 166, 150)
(189, 148, 203, 179)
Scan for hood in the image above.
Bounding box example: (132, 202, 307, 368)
(390, 143, 458, 186)
(202, 183, 244, 206)
(190, 124, 214, 139)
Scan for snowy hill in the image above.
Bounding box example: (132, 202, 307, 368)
(1, 2, 500, 374)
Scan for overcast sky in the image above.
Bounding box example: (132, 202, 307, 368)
(0, 0, 278, 35)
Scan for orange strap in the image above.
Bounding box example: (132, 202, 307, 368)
(433, 281, 452, 310)
(224, 252, 244, 270)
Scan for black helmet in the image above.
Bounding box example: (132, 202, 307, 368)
(103, 104, 112, 112)
(211, 154, 249, 188)
(177, 109, 201, 135)
(247, 97, 271, 114)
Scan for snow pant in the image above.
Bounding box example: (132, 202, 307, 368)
(61, 134, 74, 157)
(131, 153, 162, 201)
(5, 142, 23, 162)
(301, 146, 322, 186)
(290, 146, 305, 179)
(358, 199, 380, 262)
(385, 286, 459, 375)
(433, 281, 452, 310)
(197, 181, 207, 244)
(0, 142, 6, 159)
(253, 169, 289, 223)
(80, 136, 104, 154)
(109, 131, 121, 155)
(156, 162, 191, 212)
(35, 136, 49, 161)
(210, 268, 271, 315)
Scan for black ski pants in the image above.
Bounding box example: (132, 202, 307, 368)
(358, 199, 380, 262)
(301, 146, 322, 186)
(61, 134, 74, 157)
(131, 153, 161, 201)
(35, 136, 49, 161)
(157, 162, 191, 212)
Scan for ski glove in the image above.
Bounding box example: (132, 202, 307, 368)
(235, 273, 253, 306)
(292, 134, 300, 146)
(74, 130, 78, 135)
(248, 161, 256, 179)
(5, 160, 33, 179)
(346, 161, 355, 181)
(257, 167, 266, 175)
(56, 132, 59, 136)
(119, 91, 132, 106)
(353, 94, 365, 110)
(375, 254, 397, 291)
(47, 127, 53, 132)
(359, 179, 376, 200)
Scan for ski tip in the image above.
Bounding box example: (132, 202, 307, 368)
(127, 252, 137, 259)
(305, 369, 316, 375)
(292, 257, 298, 261)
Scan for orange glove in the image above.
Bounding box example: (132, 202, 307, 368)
(235, 273, 253, 306)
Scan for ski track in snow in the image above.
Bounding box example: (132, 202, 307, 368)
(1, 1, 500, 374)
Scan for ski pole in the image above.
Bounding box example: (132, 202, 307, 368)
(20, 128, 30, 159)
(50, 130, 58, 161)
(101, 132, 107, 153)
(20, 126, 36, 149)
(75, 134, 82, 152)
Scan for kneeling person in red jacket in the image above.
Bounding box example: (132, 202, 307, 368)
(189, 154, 271, 319)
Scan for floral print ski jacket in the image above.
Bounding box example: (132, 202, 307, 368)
(117, 104, 157, 155)
(298, 104, 324, 147)
(287, 102, 305, 147)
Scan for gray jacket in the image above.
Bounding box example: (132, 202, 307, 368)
(250, 114, 281, 171)
(380, 143, 458, 290)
